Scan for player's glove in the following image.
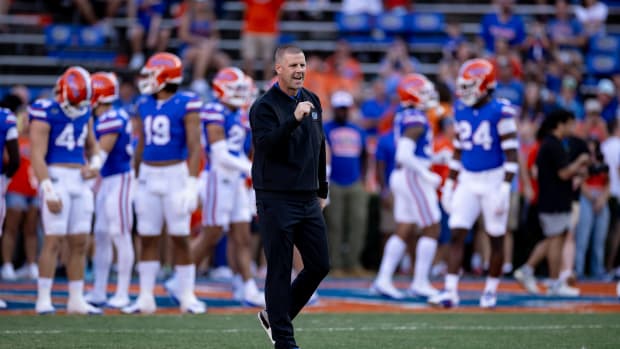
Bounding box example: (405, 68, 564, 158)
(181, 176, 199, 214)
(493, 182, 511, 216)
(440, 178, 455, 214)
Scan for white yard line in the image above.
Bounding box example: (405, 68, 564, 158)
(2, 324, 618, 335)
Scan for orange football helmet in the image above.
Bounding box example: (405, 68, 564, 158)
(91, 72, 119, 108)
(55, 66, 92, 118)
(456, 58, 496, 106)
(397, 73, 438, 110)
(211, 67, 247, 108)
(138, 52, 183, 95)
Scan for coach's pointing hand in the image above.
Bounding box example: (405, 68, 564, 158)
(294, 101, 314, 121)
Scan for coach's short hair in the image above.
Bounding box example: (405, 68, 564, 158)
(274, 44, 303, 63)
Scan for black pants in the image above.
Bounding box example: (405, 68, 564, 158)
(257, 197, 330, 349)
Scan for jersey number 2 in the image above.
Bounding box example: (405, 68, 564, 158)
(458, 120, 493, 150)
(55, 124, 87, 151)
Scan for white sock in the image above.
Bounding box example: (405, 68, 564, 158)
(445, 274, 459, 293)
(68, 280, 84, 301)
(37, 277, 53, 303)
(112, 234, 135, 298)
(92, 233, 112, 299)
(521, 264, 534, 276)
(175, 264, 195, 300)
(138, 261, 160, 299)
(483, 277, 500, 294)
(412, 236, 437, 287)
(243, 278, 259, 297)
(558, 269, 572, 283)
(376, 235, 406, 283)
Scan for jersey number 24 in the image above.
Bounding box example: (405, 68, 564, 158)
(457, 120, 493, 151)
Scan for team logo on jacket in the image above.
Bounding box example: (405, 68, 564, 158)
(311, 111, 318, 120)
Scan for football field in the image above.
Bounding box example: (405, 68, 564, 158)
(1, 313, 619, 349)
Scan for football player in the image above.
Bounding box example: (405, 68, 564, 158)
(0, 102, 20, 309)
(429, 58, 519, 308)
(30, 67, 102, 314)
(85, 72, 135, 309)
(190, 67, 264, 307)
(122, 52, 205, 314)
(371, 73, 442, 299)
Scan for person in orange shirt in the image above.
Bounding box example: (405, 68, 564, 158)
(241, 0, 285, 80)
(325, 40, 363, 98)
(1, 98, 39, 281)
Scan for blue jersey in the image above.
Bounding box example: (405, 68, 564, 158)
(0, 108, 17, 173)
(393, 106, 432, 161)
(454, 98, 517, 172)
(200, 101, 248, 169)
(481, 12, 526, 52)
(94, 107, 132, 177)
(136, 92, 202, 162)
(375, 131, 396, 186)
(324, 121, 366, 186)
(28, 99, 91, 165)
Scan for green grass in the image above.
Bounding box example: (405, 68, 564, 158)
(1, 313, 619, 349)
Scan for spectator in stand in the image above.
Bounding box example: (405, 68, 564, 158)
(383, 0, 412, 13)
(324, 91, 370, 277)
(602, 119, 620, 277)
(575, 0, 608, 38)
(575, 138, 610, 279)
(379, 38, 419, 96)
(178, 0, 229, 95)
(325, 40, 364, 99)
(442, 21, 466, 61)
(480, 0, 526, 54)
(547, 0, 586, 52)
(596, 79, 618, 124)
(303, 55, 330, 112)
(494, 55, 524, 107)
(341, 0, 382, 15)
(128, 0, 171, 70)
(557, 76, 585, 121)
(360, 78, 397, 137)
(116, 77, 139, 115)
(241, 0, 285, 80)
(0, 93, 38, 281)
(575, 99, 608, 141)
(523, 19, 552, 66)
(521, 81, 550, 123)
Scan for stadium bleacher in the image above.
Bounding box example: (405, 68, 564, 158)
(1, 0, 619, 90)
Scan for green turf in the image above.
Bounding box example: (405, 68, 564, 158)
(1, 313, 619, 349)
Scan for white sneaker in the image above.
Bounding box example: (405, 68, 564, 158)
(428, 290, 459, 308)
(514, 267, 540, 294)
(407, 283, 440, 298)
(35, 298, 55, 315)
(15, 263, 38, 280)
(547, 282, 580, 297)
(616, 281, 620, 298)
(370, 280, 404, 300)
(2, 263, 16, 281)
(121, 295, 156, 314)
(67, 298, 103, 315)
(84, 292, 107, 307)
(257, 310, 275, 345)
(180, 294, 207, 314)
(0, 299, 7, 309)
(106, 294, 130, 309)
(243, 290, 266, 308)
(479, 291, 497, 308)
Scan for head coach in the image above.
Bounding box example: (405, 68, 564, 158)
(249, 44, 330, 349)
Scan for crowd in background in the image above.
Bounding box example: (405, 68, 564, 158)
(1, 0, 620, 288)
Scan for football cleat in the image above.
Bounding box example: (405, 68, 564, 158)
(479, 291, 497, 309)
(0, 299, 7, 309)
(121, 295, 156, 314)
(35, 298, 56, 315)
(243, 289, 266, 308)
(407, 283, 440, 298)
(84, 292, 107, 307)
(106, 294, 130, 309)
(370, 280, 405, 300)
(514, 267, 540, 294)
(180, 294, 207, 314)
(547, 282, 580, 297)
(428, 290, 460, 308)
(164, 276, 180, 305)
(67, 298, 103, 315)
(1, 263, 16, 281)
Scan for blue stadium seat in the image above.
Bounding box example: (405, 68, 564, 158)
(586, 53, 620, 75)
(77, 26, 105, 48)
(44, 24, 75, 48)
(336, 13, 373, 33)
(589, 35, 620, 53)
(408, 13, 445, 33)
(376, 12, 407, 34)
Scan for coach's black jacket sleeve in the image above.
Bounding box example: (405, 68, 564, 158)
(251, 103, 301, 154)
(317, 137, 328, 199)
